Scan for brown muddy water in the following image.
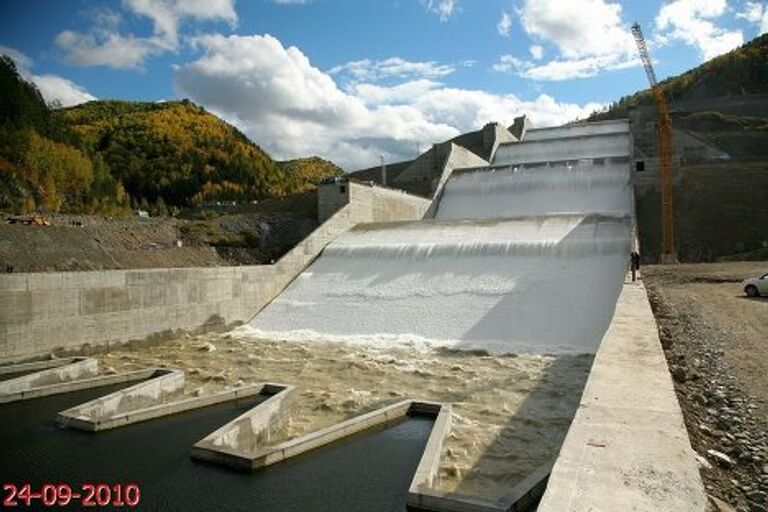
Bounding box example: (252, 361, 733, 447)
(98, 333, 593, 501)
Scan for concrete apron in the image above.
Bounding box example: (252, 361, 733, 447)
(0, 356, 81, 376)
(0, 357, 135, 403)
(407, 462, 552, 512)
(192, 399, 450, 471)
(537, 280, 707, 511)
(56, 369, 269, 432)
(1, 359, 547, 511)
(192, 393, 548, 512)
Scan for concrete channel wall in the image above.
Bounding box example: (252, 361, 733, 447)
(538, 279, 707, 511)
(0, 184, 430, 360)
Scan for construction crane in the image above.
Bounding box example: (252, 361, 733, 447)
(631, 22, 677, 264)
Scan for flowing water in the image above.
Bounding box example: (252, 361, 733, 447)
(239, 159, 632, 355)
(436, 162, 632, 220)
(98, 334, 593, 500)
(95, 124, 633, 503)
(0, 382, 432, 512)
(221, 134, 633, 500)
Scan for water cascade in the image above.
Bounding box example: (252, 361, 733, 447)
(239, 143, 633, 355)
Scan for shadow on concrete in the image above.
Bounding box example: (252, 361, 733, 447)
(450, 354, 594, 506)
(445, 218, 624, 503)
(455, 215, 628, 353)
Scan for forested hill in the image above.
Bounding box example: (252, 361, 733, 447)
(590, 33, 768, 121)
(0, 56, 341, 215)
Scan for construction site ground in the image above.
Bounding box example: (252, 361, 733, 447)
(644, 262, 768, 512)
(0, 209, 316, 273)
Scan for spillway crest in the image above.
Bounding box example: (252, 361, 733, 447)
(240, 122, 633, 355)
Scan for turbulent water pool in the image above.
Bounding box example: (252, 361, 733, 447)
(0, 382, 432, 512)
(99, 334, 593, 500)
(11, 123, 632, 505)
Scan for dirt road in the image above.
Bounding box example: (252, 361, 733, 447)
(644, 262, 768, 511)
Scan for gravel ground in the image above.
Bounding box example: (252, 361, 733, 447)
(644, 262, 768, 512)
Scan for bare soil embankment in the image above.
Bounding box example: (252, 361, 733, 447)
(0, 209, 316, 273)
(644, 262, 768, 511)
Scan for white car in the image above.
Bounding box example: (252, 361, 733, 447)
(742, 272, 768, 297)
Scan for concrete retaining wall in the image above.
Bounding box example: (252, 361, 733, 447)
(318, 180, 431, 223)
(0, 185, 430, 360)
(537, 280, 706, 511)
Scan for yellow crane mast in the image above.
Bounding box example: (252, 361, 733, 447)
(631, 22, 677, 264)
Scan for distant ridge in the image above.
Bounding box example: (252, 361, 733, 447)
(0, 55, 342, 215)
(590, 33, 768, 121)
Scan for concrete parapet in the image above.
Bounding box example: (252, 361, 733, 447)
(0, 367, 153, 403)
(407, 461, 551, 512)
(407, 403, 549, 512)
(537, 281, 707, 511)
(194, 399, 449, 472)
(57, 368, 184, 430)
(58, 380, 266, 432)
(409, 401, 452, 491)
(191, 383, 296, 469)
(0, 356, 80, 375)
(0, 357, 97, 399)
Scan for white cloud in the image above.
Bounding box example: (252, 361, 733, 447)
(0, 45, 95, 107)
(519, 0, 636, 59)
(656, 0, 744, 60)
(55, 31, 163, 69)
(492, 55, 531, 74)
(411, 87, 605, 129)
(0, 44, 33, 68)
(31, 74, 97, 107)
(498, 11, 513, 37)
(350, 79, 444, 105)
(422, 0, 458, 22)
(736, 1, 768, 34)
(56, 0, 237, 69)
(175, 34, 601, 169)
(329, 57, 456, 83)
(503, 0, 638, 80)
(123, 0, 237, 45)
(523, 53, 639, 81)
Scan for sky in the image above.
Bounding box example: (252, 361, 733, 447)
(0, 0, 766, 169)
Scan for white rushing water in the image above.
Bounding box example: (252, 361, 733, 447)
(239, 130, 632, 355)
(238, 216, 630, 354)
(436, 162, 632, 220)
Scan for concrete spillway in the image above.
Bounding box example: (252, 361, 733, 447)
(436, 162, 632, 220)
(239, 214, 629, 354)
(240, 122, 633, 355)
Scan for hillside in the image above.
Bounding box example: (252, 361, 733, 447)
(56, 100, 342, 209)
(589, 33, 768, 263)
(276, 157, 343, 193)
(0, 56, 341, 215)
(590, 33, 768, 120)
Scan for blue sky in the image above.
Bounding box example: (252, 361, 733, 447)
(1, 0, 765, 168)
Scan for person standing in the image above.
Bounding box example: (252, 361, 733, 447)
(630, 251, 641, 282)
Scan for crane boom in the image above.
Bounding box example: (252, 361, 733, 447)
(631, 22, 677, 263)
